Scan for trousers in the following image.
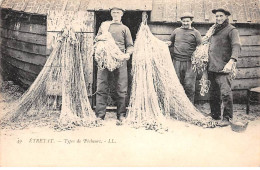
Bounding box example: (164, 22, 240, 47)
(172, 59, 197, 103)
(208, 71, 233, 120)
(95, 61, 128, 119)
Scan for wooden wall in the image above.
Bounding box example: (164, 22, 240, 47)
(149, 22, 260, 103)
(150, 0, 260, 24)
(0, 9, 47, 88)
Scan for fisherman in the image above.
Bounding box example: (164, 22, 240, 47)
(204, 8, 241, 126)
(95, 6, 134, 124)
(167, 12, 202, 103)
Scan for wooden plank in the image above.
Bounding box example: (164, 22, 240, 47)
(3, 59, 37, 82)
(87, 0, 153, 11)
(244, 0, 252, 22)
(149, 24, 178, 35)
(194, 89, 249, 103)
(1, 58, 34, 88)
(232, 78, 260, 89)
(65, 0, 81, 11)
(1, 46, 47, 66)
(1, 19, 46, 35)
(2, 54, 43, 75)
(155, 34, 260, 47)
(176, 0, 181, 22)
(150, 0, 165, 22)
(237, 56, 260, 68)
(237, 26, 260, 36)
(164, 0, 177, 22)
(1, 28, 46, 45)
(195, 78, 260, 90)
(15, 75, 32, 88)
(1, 37, 47, 55)
(232, 90, 248, 103)
(203, 0, 209, 22)
(153, 34, 171, 41)
(236, 67, 260, 79)
(240, 35, 260, 46)
(240, 45, 260, 57)
(148, 24, 260, 36)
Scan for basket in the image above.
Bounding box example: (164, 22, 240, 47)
(230, 121, 249, 133)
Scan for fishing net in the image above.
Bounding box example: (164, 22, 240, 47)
(0, 26, 100, 130)
(192, 24, 237, 96)
(93, 21, 130, 71)
(126, 23, 216, 130)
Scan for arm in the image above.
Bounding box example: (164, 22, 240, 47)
(229, 28, 241, 62)
(195, 30, 202, 46)
(124, 27, 134, 55)
(169, 30, 176, 47)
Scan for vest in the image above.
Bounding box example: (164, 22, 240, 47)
(208, 24, 236, 72)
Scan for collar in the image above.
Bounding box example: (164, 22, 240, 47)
(111, 20, 123, 25)
(180, 26, 194, 30)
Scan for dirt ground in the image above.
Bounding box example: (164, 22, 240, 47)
(0, 81, 259, 167)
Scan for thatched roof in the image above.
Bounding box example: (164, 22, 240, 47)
(0, 0, 259, 23)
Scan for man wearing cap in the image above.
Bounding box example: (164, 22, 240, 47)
(95, 6, 134, 124)
(168, 12, 202, 103)
(205, 8, 241, 126)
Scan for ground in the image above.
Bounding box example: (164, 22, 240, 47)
(0, 81, 259, 167)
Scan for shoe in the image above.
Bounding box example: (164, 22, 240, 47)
(116, 116, 126, 126)
(218, 119, 230, 127)
(95, 117, 104, 125)
(210, 113, 221, 120)
(212, 116, 221, 120)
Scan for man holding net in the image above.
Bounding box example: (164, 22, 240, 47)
(167, 12, 202, 104)
(94, 6, 134, 124)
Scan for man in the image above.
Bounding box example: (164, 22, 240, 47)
(168, 12, 202, 103)
(206, 8, 241, 126)
(95, 6, 134, 124)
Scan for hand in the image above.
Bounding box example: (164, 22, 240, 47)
(221, 59, 235, 73)
(95, 35, 107, 42)
(202, 39, 208, 45)
(125, 53, 131, 60)
(165, 41, 172, 46)
(201, 71, 208, 80)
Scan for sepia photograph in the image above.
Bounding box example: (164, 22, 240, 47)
(0, 0, 259, 167)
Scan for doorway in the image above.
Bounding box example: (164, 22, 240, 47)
(93, 11, 143, 108)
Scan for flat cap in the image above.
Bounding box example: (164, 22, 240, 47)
(212, 8, 231, 16)
(109, 6, 125, 12)
(180, 12, 194, 20)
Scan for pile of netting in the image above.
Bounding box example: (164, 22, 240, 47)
(93, 21, 130, 71)
(0, 26, 100, 130)
(126, 23, 216, 129)
(192, 24, 237, 96)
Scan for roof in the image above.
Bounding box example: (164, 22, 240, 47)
(0, 0, 152, 14)
(0, 0, 259, 23)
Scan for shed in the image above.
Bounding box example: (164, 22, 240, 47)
(0, 0, 259, 104)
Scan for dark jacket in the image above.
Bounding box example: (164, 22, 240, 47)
(208, 24, 241, 72)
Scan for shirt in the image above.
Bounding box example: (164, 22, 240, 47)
(169, 27, 202, 61)
(96, 21, 134, 54)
